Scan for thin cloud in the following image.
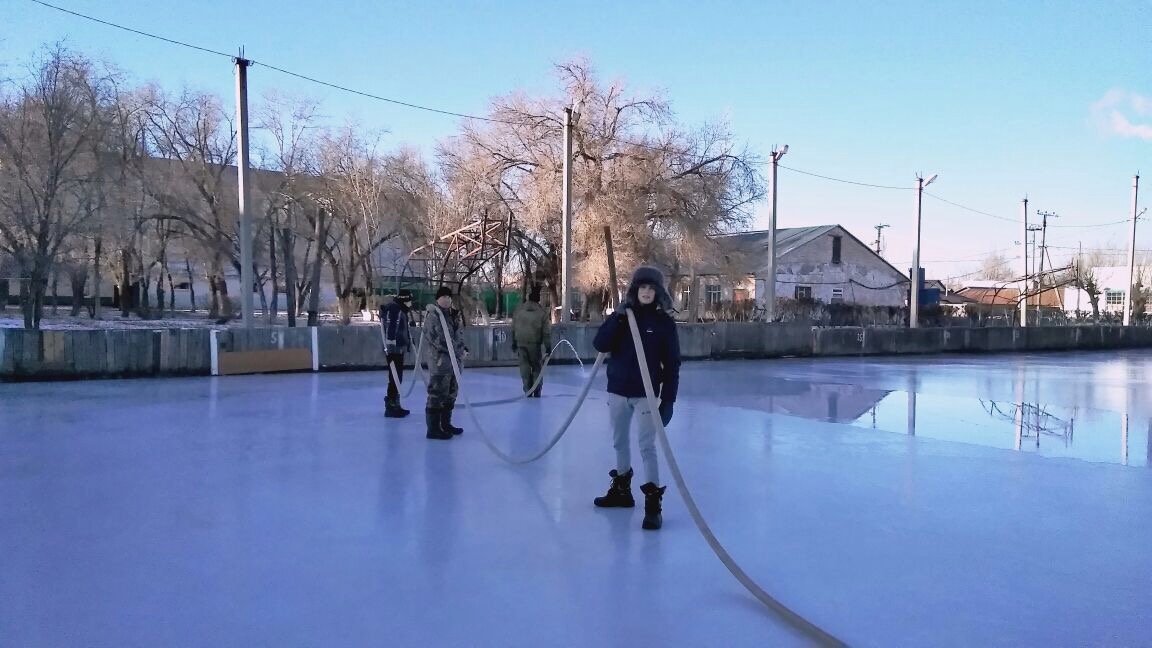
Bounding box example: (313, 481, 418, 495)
(1091, 88, 1152, 139)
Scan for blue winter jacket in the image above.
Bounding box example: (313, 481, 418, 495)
(593, 304, 681, 402)
(379, 298, 412, 351)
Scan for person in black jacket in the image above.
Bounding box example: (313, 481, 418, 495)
(380, 289, 414, 418)
(592, 265, 681, 530)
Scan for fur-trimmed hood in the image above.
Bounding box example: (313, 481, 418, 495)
(624, 265, 672, 311)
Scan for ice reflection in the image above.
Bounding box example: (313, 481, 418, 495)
(685, 353, 1152, 467)
(865, 386, 1148, 468)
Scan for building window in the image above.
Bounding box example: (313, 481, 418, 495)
(1106, 289, 1124, 305)
(832, 236, 842, 264)
(705, 284, 721, 307)
(680, 286, 691, 307)
(831, 288, 844, 304)
(795, 286, 813, 301)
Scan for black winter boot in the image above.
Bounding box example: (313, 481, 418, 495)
(531, 382, 542, 398)
(385, 397, 410, 418)
(640, 482, 666, 530)
(439, 407, 464, 435)
(593, 468, 635, 508)
(425, 408, 453, 440)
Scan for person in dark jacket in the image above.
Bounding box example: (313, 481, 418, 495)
(380, 289, 414, 418)
(592, 265, 681, 530)
(511, 285, 551, 397)
(423, 286, 469, 440)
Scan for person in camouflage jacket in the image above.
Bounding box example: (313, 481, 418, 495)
(423, 286, 468, 440)
(511, 285, 551, 397)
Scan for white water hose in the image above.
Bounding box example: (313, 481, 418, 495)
(431, 305, 606, 464)
(624, 309, 844, 647)
(383, 323, 586, 407)
(391, 308, 846, 644)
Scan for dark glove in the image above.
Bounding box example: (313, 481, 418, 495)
(658, 401, 674, 426)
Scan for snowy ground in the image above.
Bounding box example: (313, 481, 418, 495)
(2, 351, 1150, 646)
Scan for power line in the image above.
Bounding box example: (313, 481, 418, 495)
(924, 192, 1135, 229)
(778, 165, 912, 190)
(924, 192, 1019, 223)
(29, 0, 235, 59)
(25, 0, 1152, 232)
(29, 0, 518, 125)
(1048, 218, 1132, 229)
(253, 62, 513, 124)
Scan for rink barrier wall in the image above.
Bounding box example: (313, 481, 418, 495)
(2, 323, 1151, 380)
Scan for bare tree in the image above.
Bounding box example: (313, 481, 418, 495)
(975, 251, 1015, 282)
(314, 126, 429, 323)
(444, 59, 763, 320)
(1069, 246, 1105, 318)
(0, 47, 119, 329)
(141, 86, 241, 320)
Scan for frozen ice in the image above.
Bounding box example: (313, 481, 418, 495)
(2, 350, 1150, 646)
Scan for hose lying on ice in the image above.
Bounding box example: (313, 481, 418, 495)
(623, 308, 846, 647)
(431, 305, 606, 465)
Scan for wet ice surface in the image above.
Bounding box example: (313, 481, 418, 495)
(2, 350, 1151, 647)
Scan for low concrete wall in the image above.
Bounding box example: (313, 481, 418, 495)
(0, 328, 211, 380)
(2, 323, 1150, 381)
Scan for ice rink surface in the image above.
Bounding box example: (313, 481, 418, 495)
(3, 350, 1151, 647)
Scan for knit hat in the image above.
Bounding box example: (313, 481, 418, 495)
(624, 265, 672, 311)
(435, 286, 453, 299)
(396, 289, 413, 301)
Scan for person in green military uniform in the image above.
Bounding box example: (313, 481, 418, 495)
(424, 286, 468, 440)
(511, 285, 551, 398)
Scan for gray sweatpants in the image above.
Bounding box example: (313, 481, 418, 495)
(608, 393, 660, 486)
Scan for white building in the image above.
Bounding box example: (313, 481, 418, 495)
(689, 225, 910, 310)
(1062, 266, 1147, 314)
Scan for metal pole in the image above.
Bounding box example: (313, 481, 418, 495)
(235, 54, 254, 328)
(911, 177, 924, 328)
(766, 146, 786, 322)
(560, 107, 574, 324)
(1020, 198, 1028, 327)
(1123, 175, 1140, 326)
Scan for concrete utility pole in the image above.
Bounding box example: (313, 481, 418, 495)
(560, 107, 575, 323)
(1035, 210, 1058, 321)
(910, 173, 937, 329)
(1020, 198, 1028, 327)
(1123, 174, 1140, 326)
(873, 224, 889, 255)
(766, 145, 788, 322)
(235, 53, 254, 328)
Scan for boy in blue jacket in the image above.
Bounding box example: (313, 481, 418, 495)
(592, 265, 681, 530)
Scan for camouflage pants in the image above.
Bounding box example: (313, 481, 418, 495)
(426, 372, 459, 409)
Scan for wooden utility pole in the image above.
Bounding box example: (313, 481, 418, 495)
(603, 226, 619, 309)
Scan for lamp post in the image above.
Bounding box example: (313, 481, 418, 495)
(910, 173, 937, 329)
(766, 145, 788, 322)
(1123, 174, 1140, 326)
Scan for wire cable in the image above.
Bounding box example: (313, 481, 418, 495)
(779, 165, 912, 190)
(29, 0, 235, 59)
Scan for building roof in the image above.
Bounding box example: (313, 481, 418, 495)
(958, 284, 1065, 307)
(700, 225, 908, 281)
(712, 225, 839, 261)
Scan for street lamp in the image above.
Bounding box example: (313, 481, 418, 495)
(766, 145, 788, 322)
(1122, 175, 1140, 326)
(910, 173, 937, 329)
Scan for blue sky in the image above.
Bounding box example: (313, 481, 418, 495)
(4, 0, 1150, 282)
